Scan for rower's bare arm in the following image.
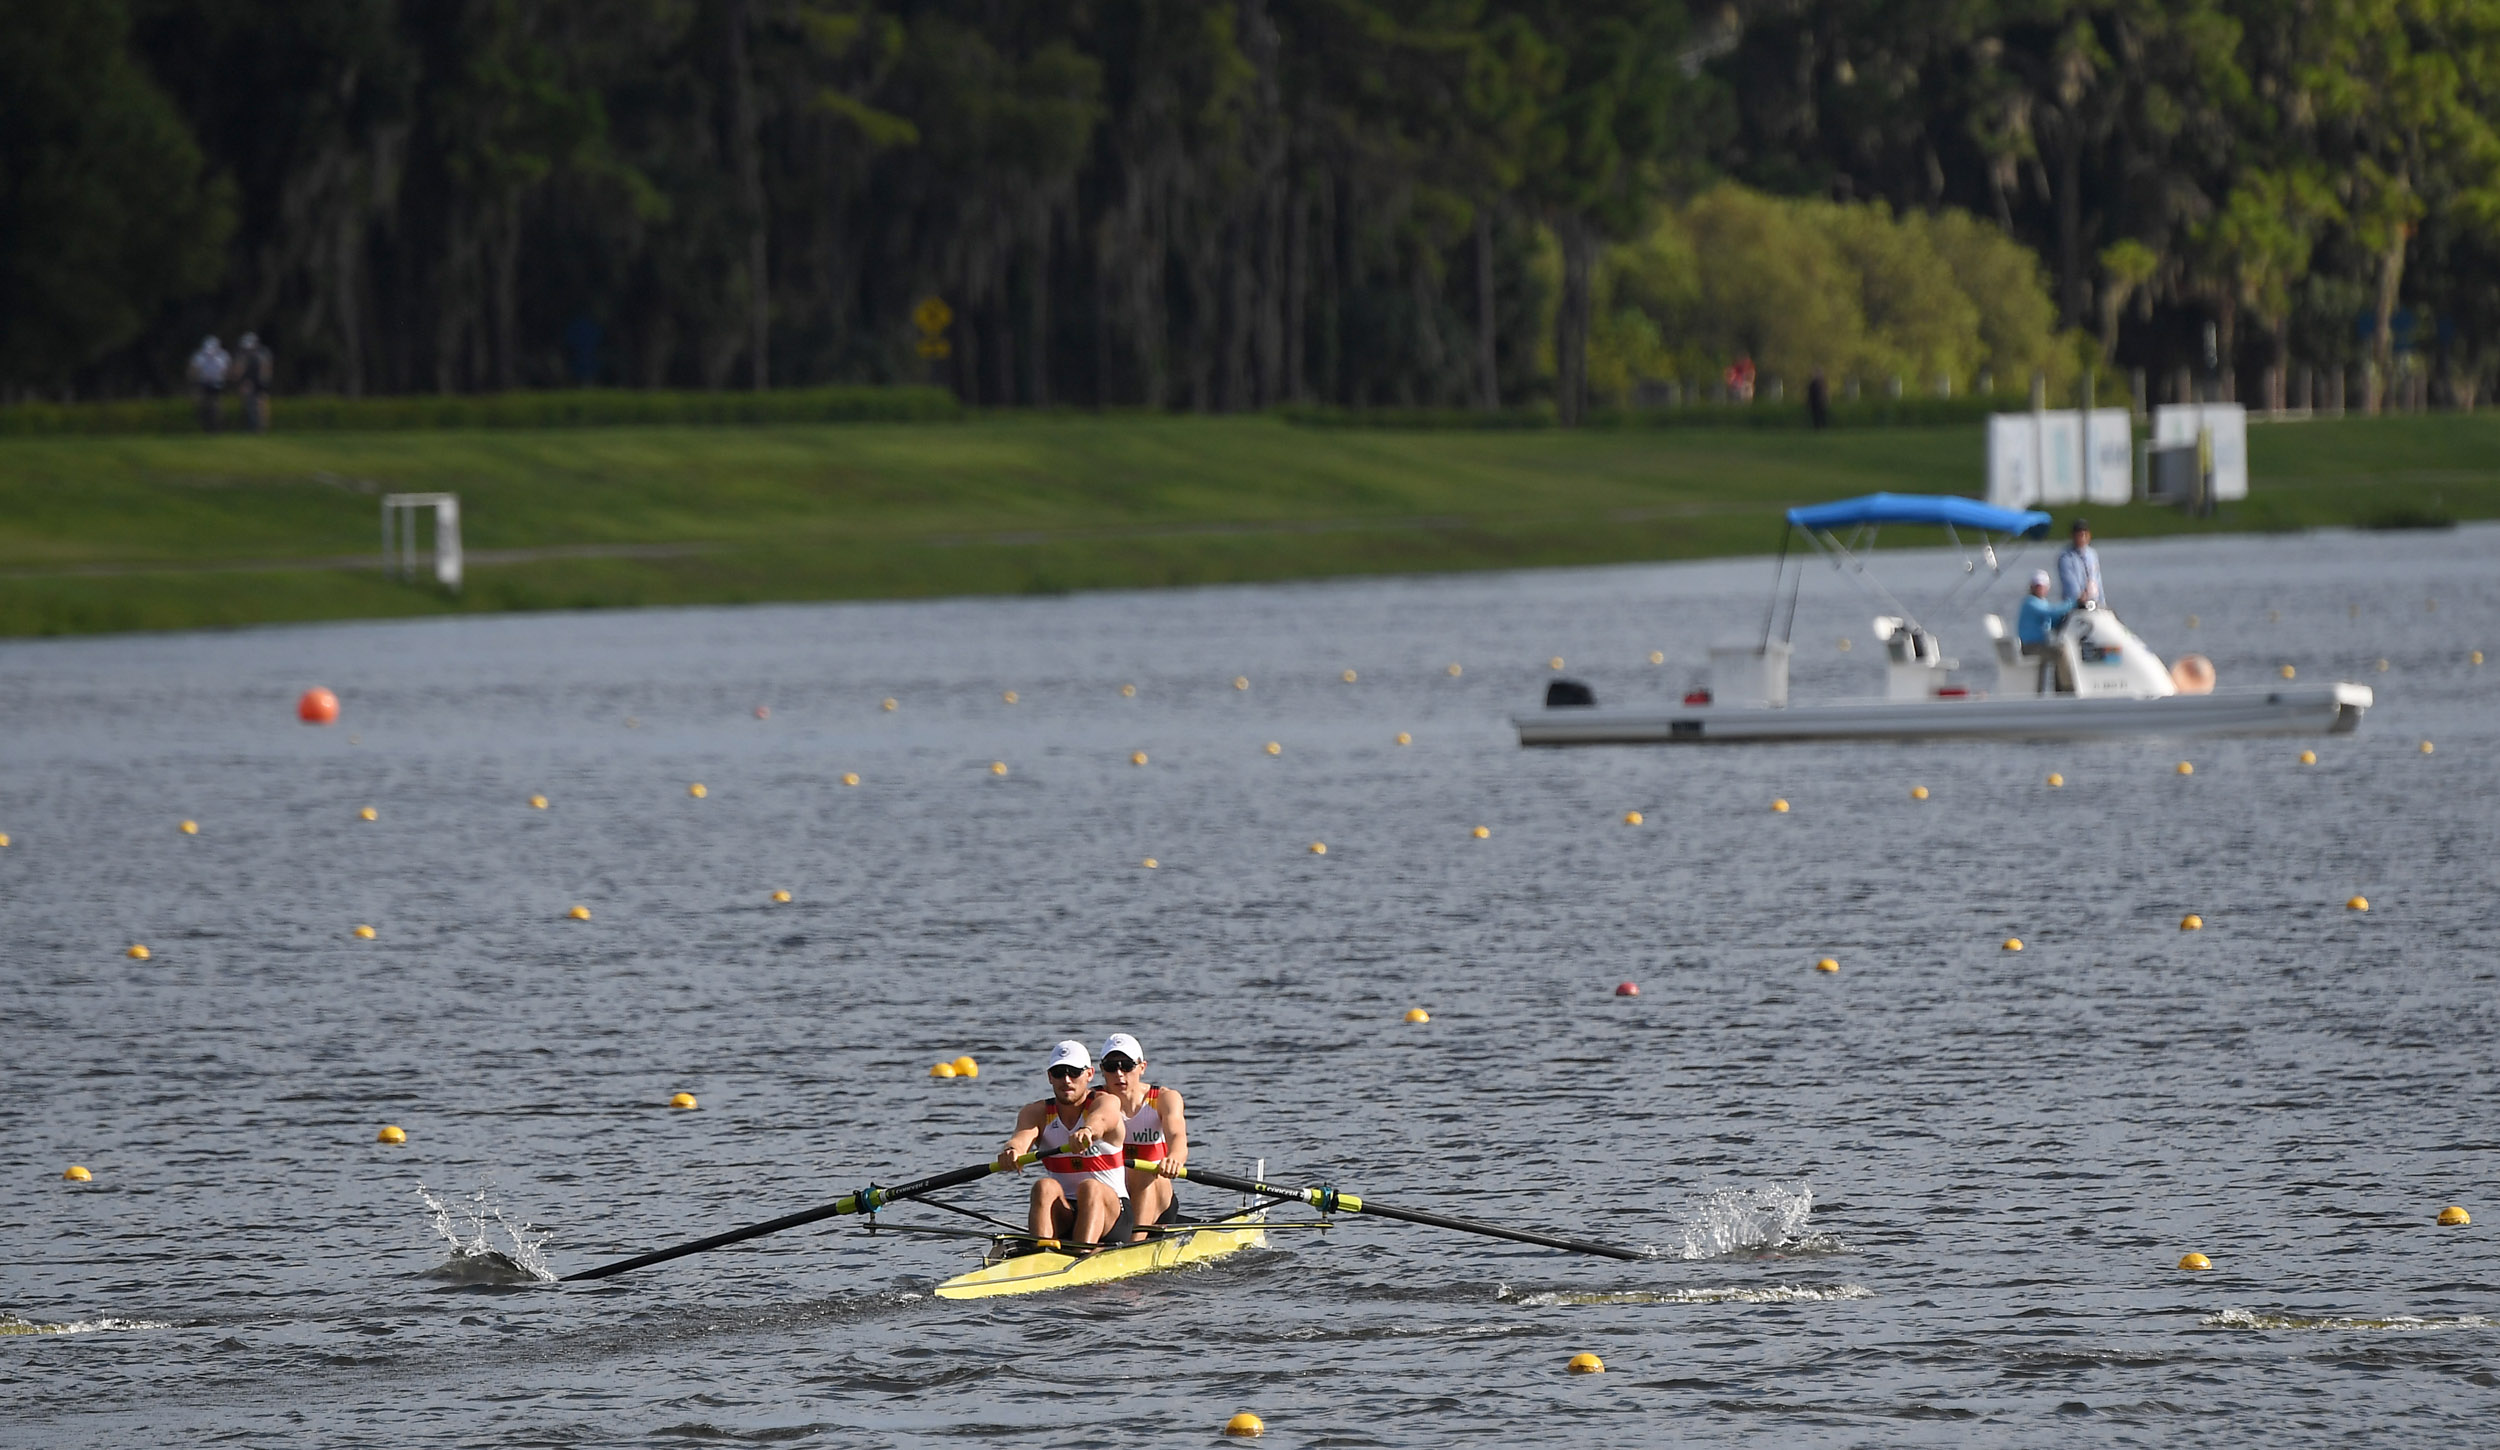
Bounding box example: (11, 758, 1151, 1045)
(1080, 1092, 1127, 1149)
(997, 1101, 1049, 1167)
(1160, 1088, 1188, 1169)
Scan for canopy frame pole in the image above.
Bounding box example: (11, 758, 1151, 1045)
(1757, 524, 1793, 650)
(1803, 528, 1923, 636)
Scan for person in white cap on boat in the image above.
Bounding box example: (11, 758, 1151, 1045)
(996, 1039, 1128, 1248)
(2016, 569, 2077, 693)
(1098, 1033, 1187, 1238)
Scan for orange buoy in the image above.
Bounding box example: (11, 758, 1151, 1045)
(298, 687, 340, 725)
(2171, 654, 2216, 694)
(1614, 982, 1639, 996)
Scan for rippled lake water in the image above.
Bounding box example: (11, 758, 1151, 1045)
(4, 526, 2496, 1445)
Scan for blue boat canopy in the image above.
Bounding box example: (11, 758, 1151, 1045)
(1785, 492, 2050, 535)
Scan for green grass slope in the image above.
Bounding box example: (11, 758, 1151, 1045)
(0, 412, 2492, 636)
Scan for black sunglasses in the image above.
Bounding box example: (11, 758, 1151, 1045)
(1100, 1056, 1137, 1073)
(1047, 1065, 1088, 1081)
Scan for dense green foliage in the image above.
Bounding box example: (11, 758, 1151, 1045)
(6, 1, 2499, 411)
(1, 413, 2492, 636)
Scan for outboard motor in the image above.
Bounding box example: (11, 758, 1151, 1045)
(1545, 679, 1596, 708)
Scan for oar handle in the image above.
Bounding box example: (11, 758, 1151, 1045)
(563, 1148, 1049, 1283)
(1161, 1162, 1649, 1262)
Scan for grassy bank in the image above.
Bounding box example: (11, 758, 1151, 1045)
(1, 412, 2493, 637)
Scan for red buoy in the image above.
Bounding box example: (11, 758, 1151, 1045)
(297, 687, 340, 725)
(1614, 981, 1639, 997)
(754, 705, 771, 719)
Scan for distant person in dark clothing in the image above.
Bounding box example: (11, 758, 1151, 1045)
(186, 335, 231, 432)
(235, 333, 275, 432)
(1807, 369, 1830, 428)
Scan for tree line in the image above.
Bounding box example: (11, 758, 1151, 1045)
(5, 0, 2496, 416)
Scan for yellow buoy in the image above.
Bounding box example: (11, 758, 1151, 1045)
(359, 806, 378, 822)
(126, 944, 150, 960)
(529, 794, 549, 809)
(2419, 740, 2434, 755)
(953, 1056, 979, 1078)
(1472, 825, 1490, 839)
(2472, 651, 2485, 666)
(1910, 786, 1929, 800)
(568, 905, 592, 921)
(1649, 651, 1666, 665)
(1395, 732, 1411, 746)
(990, 761, 1009, 776)
(670, 1092, 698, 1109)
(2346, 896, 2368, 912)
(180, 819, 199, 835)
(882, 697, 898, 711)
(689, 782, 708, 798)
(2376, 658, 2390, 672)
(1141, 857, 1159, 869)
(377, 1125, 406, 1144)
(353, 924, 376, 939)
(771, 889, 791, 904)
(0, 832, 11, 847)
(1549, 657, 1565, 670)
(2438, 1205, 2471, 1226)
(2175, 761, 2193, 776)
(2298, 750, 2316, 766)
(2003, 938, 2023, 951)
(1815, 957, 1839, 973)
(1308, 842, 1327, 855)
(1771, 799, 1789, 813)
(1404, 1007, 1429, 1023)
(930, 1061, 958, 1078)
(1838, 638, 1852, 651)
(2178, 1252, 2211, 1271)
(2180, 914, 2203, 931)
(2279, 664, 2296, 679)
(1341, 669, 1358, 683)
(1223, 1412, 1265, 1438)
(1121, 683, 1137, 697)
(1265, 742, 1281, 756)
(1448, 663, 1464, 676)
(841, 772, 860, 787)
(1233, 676, 1249, 690)
(1623, 811, 1643, 826)
(2047, 772, 2064, 787)
(1002, 690, 1019, 704)
(63, 1165, 91, 1181)
(1567, 1353, 1605, 1374)
(1130, 751, 1148, 766)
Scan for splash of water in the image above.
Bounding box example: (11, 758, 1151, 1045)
(417, 1183, 555, 1284)
(0, 1311, 174, 1335)
(1650, 1181, 1841, 1261)
(2203, 1308, 2496, 1333)
(1501, 1283, 1873, 1308)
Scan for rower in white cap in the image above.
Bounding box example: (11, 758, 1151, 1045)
(995, 1039, 1128, 1249)
(1099, 1033, 1187, 1238)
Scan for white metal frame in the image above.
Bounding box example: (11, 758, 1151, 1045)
(382, 492, 463, 591)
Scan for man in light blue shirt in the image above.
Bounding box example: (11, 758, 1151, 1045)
(2017, 570, 2075, 692)
(2057, 519, 2103, 606)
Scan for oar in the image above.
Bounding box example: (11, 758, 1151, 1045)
(1155, 1161, 1650, 1261)
(562, 1149, 1048, 1283)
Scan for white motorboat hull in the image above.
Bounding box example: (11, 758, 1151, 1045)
(1514, 684, 2372, 745)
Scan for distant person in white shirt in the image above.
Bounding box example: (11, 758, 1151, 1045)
(2057, 519, 2103, 607)
(186, 335, 231, 432)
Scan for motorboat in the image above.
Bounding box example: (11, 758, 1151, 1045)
(1515, 493, 2372, 746)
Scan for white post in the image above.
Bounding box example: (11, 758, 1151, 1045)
(433, 497, 462, 591)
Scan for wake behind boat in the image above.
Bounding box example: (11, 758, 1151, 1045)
(1517, 493, 2372, 746)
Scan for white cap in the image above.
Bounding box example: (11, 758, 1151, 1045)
(2030, 570, 2053, 588)
(1099, 1032, 1145, 1064)
(1045, 1039, 1091, 1073)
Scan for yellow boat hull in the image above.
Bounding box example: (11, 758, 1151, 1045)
(933, 1214, 1267, 1299)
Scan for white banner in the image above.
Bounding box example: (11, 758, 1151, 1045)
(2151, 403, 2248, 501)
(1988, 409, 2132, 512)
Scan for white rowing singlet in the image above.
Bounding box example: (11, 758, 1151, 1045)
(1038, 1098, 1126, 1198)
(1123, 1087, 1174, 1168)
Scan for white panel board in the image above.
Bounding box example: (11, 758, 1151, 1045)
(2085, 408, 2133, 505)
(2153, 403, 2249, 501)
(1986, 414, 2037, 510)
(2036, 410, 2083, 505)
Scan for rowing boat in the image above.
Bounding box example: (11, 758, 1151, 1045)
(933, 1211, 1268, 1299)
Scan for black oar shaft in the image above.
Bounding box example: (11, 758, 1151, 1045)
(563, 1154, 1029, 1283)
(1168, 1163, 1647, 1262)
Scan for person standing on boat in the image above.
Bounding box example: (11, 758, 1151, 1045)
(996, 1039, 1128, 1248)
(1099, 1033, 1187, 1237)
(2057, 519, 2104, 607)
(2017, 570, 2077, 692)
